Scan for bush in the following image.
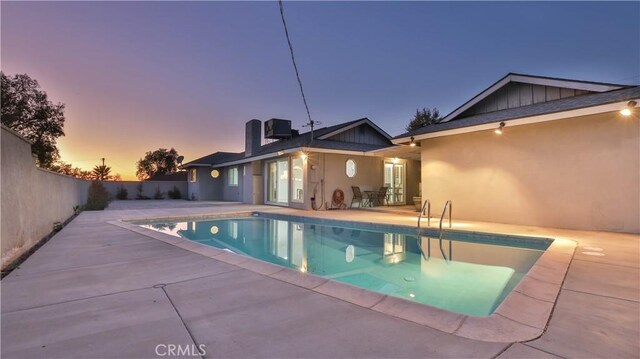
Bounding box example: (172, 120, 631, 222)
(136, 183, 150, 200)
(153, 186, 164, 200)
(85, 181, 109, 210)
(116, 185, 128, 200)
(167, 186, 182, 199)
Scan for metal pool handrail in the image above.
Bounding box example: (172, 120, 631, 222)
(417, 199, 431, 236)
(416, 199, 431, 260)
(439, 200, 452, 234)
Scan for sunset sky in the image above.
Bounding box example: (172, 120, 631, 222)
(2, 1, 639, 180)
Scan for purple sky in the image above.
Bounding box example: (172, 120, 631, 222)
(2, 1, 639, 179)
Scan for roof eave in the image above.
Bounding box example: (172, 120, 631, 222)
(392, 99, 637, 144)
(440, 73, 627, 123)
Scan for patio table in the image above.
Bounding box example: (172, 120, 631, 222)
(363, 190, 378, 207)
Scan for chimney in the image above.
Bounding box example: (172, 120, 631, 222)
(245, 119, 262, 157)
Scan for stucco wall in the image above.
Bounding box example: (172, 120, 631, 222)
(221, 166, 243, 202)
(187, 167, 223, 201)
(187, 165, 247, 202)
(420, 111, 640, 233)
(101, 181, 187, 199)
(311, 153, 385, 208)
(1, 127, 89, 268)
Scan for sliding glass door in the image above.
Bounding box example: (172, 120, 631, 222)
(267, 159, 289, 204)
(384, 161, 405, 205)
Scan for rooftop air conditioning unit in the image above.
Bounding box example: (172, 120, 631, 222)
(264, 118, 292, 140)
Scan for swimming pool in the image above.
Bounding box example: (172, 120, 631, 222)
(138, 212, 551, 316)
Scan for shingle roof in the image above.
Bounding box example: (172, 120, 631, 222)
(394, 86, 640, 139)
(182, 151, 245, 166)
(183, 117, 393, 168)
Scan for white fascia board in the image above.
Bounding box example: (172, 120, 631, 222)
(317, 119, 392, 140)
(510, 74, 624, 93)
(440, 75, 513, 123)
(393, 99, 638, 143)
(441, 74, 625, 124)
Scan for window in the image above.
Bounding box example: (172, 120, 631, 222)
(229, 167, 238, 186)
(291, 157, 304, 203)
(211, 169, 220, 178)
(346, 159, 357, 178)
(189, 168, 197, 182)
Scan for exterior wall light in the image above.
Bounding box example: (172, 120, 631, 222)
(409, 136, 417, 147)
(494, 122, 505, 135)
(300, 152, 307, 160)
(620, 100, 637, 116)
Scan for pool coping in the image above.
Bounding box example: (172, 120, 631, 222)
(107, 211, 577, 343)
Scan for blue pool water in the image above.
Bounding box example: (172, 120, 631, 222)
(138, 213, 550, 316)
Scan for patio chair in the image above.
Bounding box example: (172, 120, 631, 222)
(350, 186, 365, 208)
(372, 186, 388, 206)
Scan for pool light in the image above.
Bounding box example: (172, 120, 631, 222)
(620, 100, 637, 116)
(494, 122, 505, 135)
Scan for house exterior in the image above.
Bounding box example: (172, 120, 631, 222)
(183, 118, 421, 210)
(184, 73, 639, 234)
(394, 73, 640, 233)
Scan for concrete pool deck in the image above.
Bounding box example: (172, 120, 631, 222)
(1, 200, 638, 358)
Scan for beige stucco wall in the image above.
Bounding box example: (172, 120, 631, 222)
(420, 111, 640, 233)
(1, 127, 90, 268)
(309, 153, 420, 209)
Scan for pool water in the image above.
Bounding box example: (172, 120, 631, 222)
(139, 213, 550, 316)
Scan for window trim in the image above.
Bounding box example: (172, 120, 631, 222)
(189, 168, 197, 182)
(345, 158, 357, 178)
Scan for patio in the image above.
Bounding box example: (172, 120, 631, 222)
(1, 200, 638, 358)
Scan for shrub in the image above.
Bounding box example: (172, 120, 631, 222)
(167, 186, 182, 199)
(85, 181, 109, 210)
(116, 185, 128, 200)
(153, 186, 164, 200)
(136, 183, 150, 200)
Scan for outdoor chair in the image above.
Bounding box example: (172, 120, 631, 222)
(350, 186, 365, 208)
(372, 186, 388, 206)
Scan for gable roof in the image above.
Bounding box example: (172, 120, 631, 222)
(393, 85, 640, 141)
(183, 117, 395, 168)
(440, 73, 629, 123)
(317, 118, 391, 140)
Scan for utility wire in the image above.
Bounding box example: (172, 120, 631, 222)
(278, 0, 316, 138)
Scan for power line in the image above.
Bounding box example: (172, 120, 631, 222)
(278, 0, 316, 134)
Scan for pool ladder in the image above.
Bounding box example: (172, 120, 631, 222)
(417, 200, 452, 261)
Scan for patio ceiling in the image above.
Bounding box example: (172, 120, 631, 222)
(369, 145, 421, 161)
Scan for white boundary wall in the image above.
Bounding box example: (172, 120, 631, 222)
(1, 126, 89, 268)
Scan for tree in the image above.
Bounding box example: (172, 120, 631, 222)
(1, 72, 66, 168)
(406, 107, 442, 132)
(136, 148, 180, 180)
(92, 164, 112, 181)
(50, 161, 93, 180)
